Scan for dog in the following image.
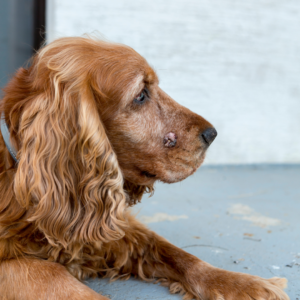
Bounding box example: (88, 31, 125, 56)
(0, 37, 289, 300)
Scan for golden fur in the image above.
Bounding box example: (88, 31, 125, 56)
(0, 37, 289, 299)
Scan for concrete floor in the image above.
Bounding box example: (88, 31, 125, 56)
(86, 165, 300, 299)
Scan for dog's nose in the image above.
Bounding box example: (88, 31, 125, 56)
(201, 128, 217, 146)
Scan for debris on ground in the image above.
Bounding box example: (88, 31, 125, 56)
(233, 258, 245, 264)
(244, 233, 254, 237)
(285, 260, 300, 268)
(243, 237, 262, 242)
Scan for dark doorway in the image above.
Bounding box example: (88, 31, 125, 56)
(0, 0, 46, 94)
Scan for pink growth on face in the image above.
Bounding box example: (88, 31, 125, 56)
(163, 132, 177, 148)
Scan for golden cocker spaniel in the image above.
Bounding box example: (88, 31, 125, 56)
(0, 37, 289, 300)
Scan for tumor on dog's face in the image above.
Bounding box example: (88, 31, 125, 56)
(94, 44, 217, 186)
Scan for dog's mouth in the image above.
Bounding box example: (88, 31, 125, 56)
(135, 149, 206, 184)
(141, 170, 156, 178)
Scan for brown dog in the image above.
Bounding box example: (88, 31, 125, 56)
(0, 37, 289, 300)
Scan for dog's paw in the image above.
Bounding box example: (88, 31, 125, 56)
(187, 264, 289, 300)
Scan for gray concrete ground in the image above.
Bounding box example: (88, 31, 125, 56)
(86, 165, 300, 299)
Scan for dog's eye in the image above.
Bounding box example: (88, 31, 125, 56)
(134, 89, 147, 104)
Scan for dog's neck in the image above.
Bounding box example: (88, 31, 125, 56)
(1, 112, 19, 163)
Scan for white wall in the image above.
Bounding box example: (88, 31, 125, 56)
(47, 0, 300, 165)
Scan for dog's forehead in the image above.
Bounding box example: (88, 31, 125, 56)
(122, 66, 158, 100)
(115, 44, 158, 84)
(144, 67, 158, 85)
(126, 75, 144, 99)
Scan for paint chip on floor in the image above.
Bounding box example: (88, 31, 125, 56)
(272, 265, 281, 270)
(139, 213, 188, 224)
(228, 204, 281, 227)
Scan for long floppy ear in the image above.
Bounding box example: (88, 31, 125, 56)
(13, 47, 127, 248)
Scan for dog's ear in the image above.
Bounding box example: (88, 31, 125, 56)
(13, 46, 127, 248)
(123, 180, 154, 205)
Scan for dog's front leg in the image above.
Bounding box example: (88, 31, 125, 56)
(105, 214, 289, 300)
(0, 258, 108, 300)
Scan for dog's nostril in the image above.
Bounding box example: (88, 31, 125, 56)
(164, 132, 177, 148)
(201, 128, 217, 146)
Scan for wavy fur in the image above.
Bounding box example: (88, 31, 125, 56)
(0, 37, 289, 300)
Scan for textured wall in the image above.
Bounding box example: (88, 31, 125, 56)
(47, 0, 300, 165)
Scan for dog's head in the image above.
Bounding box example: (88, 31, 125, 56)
(47, 38, 214, 186)
(102, 61, 217, 186)
(2, 37, 216, 246)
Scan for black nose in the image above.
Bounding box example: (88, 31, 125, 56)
(201, 128, 217, 146)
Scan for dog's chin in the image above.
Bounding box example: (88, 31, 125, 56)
(141, 153, 206, 185)
(122, 153, 206, 186)
(159, 166, 199, 184)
